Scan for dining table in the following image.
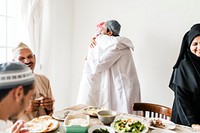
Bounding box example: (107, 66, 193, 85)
(50, 104, 195, 133)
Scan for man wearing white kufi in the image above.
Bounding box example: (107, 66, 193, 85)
(12, 42, 54, 121)
(0, 62, 35, 132)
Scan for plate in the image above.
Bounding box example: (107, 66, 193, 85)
(88, 125, 115, 133)
(83, 106, 104, 117)
(148, 118, 176, 130)
(52, 109, 74, 121)
(110, 118, 148, 133)
(151, 129, 177, 133)
(24, 115, 59, 132)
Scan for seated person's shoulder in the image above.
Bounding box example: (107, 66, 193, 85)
(35, 73, 50, 82)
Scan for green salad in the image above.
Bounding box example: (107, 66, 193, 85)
(92, 128, 109, 133)
(114, 118, 145, 133)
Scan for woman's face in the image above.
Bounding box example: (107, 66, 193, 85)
(190, 36, 200, 57)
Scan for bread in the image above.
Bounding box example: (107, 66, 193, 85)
(25, 115, 58, 132)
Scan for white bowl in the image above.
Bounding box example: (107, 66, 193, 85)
(88, 125, 115, 133)
(97, 110, 117, 125)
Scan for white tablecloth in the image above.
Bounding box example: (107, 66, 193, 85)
(51, 105, 195, 133)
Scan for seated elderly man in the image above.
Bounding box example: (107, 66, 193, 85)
(12, 42, 54, 121)
(0, 62, 35, 133)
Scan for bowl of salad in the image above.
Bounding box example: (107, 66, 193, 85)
(111, 118, 149, 133)
(88, 125, 115, 133)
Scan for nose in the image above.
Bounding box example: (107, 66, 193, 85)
(23, 58, 30, 63)
(198, 43, 200, 50)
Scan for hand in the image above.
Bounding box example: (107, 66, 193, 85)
(192, 124, 200, 132)
(40, 97, 54, 111)
(26, 99, 40, 112)
(90, 37, 97, 48)
(10, 120, 29, 133)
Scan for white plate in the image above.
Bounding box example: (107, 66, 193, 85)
(148, 118, 176, 130)
(88, 125, 115, 133)
(83, 106, 104, 117)
(24, 116, 59, 132)
(110, 119, 148, 133)
(151, 129, 177, 133)
(52, 109, 74, 121)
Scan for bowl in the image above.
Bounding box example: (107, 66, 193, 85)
(88, 125, 115, 133)
(63, 113, 89, 133)
(97, 110, 117, 125)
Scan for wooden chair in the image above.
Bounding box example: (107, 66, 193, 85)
(133, 102, 172, 120)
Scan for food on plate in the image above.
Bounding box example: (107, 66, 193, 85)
(114, 118, 146, 133)
(64, 113, 89, 133)
(24, 115, 58, 132)
(65, 118, 88, 126)
(92, 128, 109, 133)
(149, 119, 166, 129)
(84, 106, 102, 116)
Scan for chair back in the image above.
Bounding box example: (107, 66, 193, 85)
(133, 102, 172, 120)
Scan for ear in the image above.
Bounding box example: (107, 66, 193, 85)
(13, 86, 24, 102)
(108, 30, 113, 36)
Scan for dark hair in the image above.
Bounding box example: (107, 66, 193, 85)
(0, 83, 34, 101)
(107, 28, 119, 37)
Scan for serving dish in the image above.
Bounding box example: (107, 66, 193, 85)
(24, 115, 59, 132)
(52, 109, 75, 121)
(110, 118, 148, 133)
(83, 106, 104, 117)
(97, 110, 117, 125)
(63, 113, 90, 133)
(148, 118, 176, 130)
(88, 125, 115, 133)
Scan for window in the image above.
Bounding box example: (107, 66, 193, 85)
(0, 0, 18, 63)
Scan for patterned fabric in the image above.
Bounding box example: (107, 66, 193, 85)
(0, 62, 34, 90)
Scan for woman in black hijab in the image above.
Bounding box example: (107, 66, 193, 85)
(169, 23, 200, 126)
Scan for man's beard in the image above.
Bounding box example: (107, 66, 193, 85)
(9, 97, 25, 122)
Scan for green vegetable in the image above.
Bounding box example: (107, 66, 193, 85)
(114, 119, 145, 133)
(92, 128, 109, 133)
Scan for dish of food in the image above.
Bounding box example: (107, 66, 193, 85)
(63, 113, 89, 133)
(111, 118, 148, 133)
(148, 118, 176, 130)
(88, 125, 115, 133)
(52, 109, 74, 121)
(24, 115, 59, 132)
(83, 106, 103, 117)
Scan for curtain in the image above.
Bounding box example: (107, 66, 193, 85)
(19, 0, 44, 71)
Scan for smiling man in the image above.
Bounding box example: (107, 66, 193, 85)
(12, 42, 54, 121)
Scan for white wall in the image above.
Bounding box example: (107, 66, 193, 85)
(40, 0, 72, 111)
(41, 0, 200, 111)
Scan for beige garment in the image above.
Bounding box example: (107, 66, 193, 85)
(20, 74, 54, 122)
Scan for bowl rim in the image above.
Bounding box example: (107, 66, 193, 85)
(88, 125, 115, 133)
(97, 110, 117, 117)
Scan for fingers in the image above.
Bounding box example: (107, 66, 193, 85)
(11, 120, 25, 133)
(40, 98, 54, 110)
(192, 124, 200, 132)
(31, 99, 40, 111)
(32, 99, 40, 107)
(90, 43, 96, 48)
(90, 37, 97, 48)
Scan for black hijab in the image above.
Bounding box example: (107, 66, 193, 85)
(169, 23, 200, 90)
